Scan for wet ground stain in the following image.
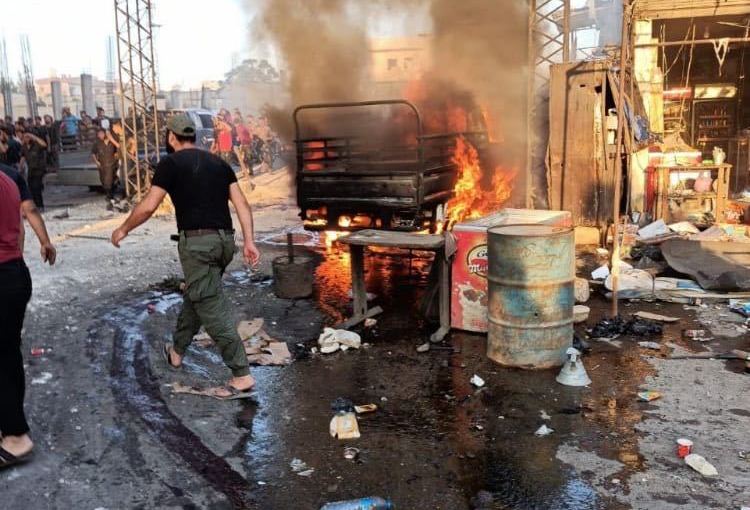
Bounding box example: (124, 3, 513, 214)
(96, 239, 746, 509)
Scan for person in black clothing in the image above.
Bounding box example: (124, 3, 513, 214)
(111, 114, 261, 398)
(91, 128, 119, 208)
(0, 128, 22, 169)
(20, 132, 48, 209)
(44, 115, 60, 170)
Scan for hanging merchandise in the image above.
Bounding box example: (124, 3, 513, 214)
(712, 38, 730, 76)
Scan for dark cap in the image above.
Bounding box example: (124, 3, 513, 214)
(166, 114, 196, 136)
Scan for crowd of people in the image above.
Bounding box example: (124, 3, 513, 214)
(210, 108, 282, 173)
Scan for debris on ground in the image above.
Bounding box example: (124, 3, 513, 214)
(364, 318, 377, 328)
(682, 329, 712, 342)
(677, 438, 693, 458)
(575, 277, 590, 303)
(633, 311, 679, 322)
(320, 497, 393, 510)
(30, 347, 46, 356)
(416, 342, 430, 353)
(573, 305, 590, 323)
(637, 390, 662, 402)
(192, 318, 290, 365)
(170, 382, 254, 400)
(290, 458, 314, 477)
(638, 341, 662, 350)
(330, 398, 361, 440)
(540, 410, 551, 420)
(572, 334, 591, 353)
(354, 404, 377, 414)
(637, 219, 669, 239)
(684, 453, 718, 477)
(591, 265, 610, 280)
(730, 299, 750, 317)
(590, 316, 663, 338)
(668, 221, 700, 235)
(661, 238, 750, 290)
(470, 374, 485, 388)
(556, 347, 591, 387)
(31, 372, 53, 385)
(318, 328, 362, 354)
(535, 424, 554, 436)
(343, 447, 360, 461)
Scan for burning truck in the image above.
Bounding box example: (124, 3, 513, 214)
(294, 98, 513, 233)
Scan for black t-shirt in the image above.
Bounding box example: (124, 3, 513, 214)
(151, 148, 237, 231)
(4, 138, 21, 165)
(0, 163, 32, 202)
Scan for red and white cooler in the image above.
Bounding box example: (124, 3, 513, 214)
(450, 208, 573, 333)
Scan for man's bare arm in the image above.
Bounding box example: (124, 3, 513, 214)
(228, 182, 260, 266)
(106, 130, 120, 149)
(30, 133, 47, 148)
(111, 186, 167, 247)
(20, 199, 56, 265)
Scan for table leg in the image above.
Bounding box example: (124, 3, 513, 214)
(350, 245, 367, 319)
(430, 248, 450, 343)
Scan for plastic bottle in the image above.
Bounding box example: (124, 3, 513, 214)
(319, 497, 394, 510)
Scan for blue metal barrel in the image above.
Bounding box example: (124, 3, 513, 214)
(486, 224, 575, 368)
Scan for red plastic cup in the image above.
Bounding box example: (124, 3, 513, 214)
(676, 438, 693, 458)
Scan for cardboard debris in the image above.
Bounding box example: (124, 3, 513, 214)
(592, 265, 610, 280)
(637, 390, 662, 402)
(247, 341, 292, 366)
(662, 238, 750, 290)
(685, 453, 718, 477)
(193, 318, 291, 366)
(633, 311, 680, 322)
(171, 382, 254, 400)
(637, 220, 669, 239)
(668, 221, 700, 234)
(330, 412, 360, 440)
(318, 328, 362, 354)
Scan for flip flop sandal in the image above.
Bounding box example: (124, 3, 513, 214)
(213, 385, 255, 401)
(0, 446, 32, 470)
(162, 344, 181, 370)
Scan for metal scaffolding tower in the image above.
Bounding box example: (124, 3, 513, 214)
(106, 36, 119, 117)
(0, 37, 12, 119)
(20, 35, 38, 119)
(526, 0, 571, 207)
(114, 0, 160, 200)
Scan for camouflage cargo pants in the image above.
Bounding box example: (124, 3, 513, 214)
(172, 230, 249, 377)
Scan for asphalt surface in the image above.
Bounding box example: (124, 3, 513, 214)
(1, 183, 749, 509)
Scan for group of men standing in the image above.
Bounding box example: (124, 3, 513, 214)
(212, 108, 276, 172)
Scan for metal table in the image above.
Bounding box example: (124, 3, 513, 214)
(336, 229, 451, 342)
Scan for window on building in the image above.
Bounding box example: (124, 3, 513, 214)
(404, 57, 414, 70)
(387, 58, 398, 70)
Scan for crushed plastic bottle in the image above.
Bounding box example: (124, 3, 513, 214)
(320, 497, 394, 510)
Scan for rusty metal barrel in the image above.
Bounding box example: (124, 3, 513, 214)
(272, 233, 314, 299)
(486, 224, 575, 368)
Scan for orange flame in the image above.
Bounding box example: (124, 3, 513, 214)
(445, 136, 515, 226)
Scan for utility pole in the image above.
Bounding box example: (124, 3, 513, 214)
(114, 0, 161, 200)
(106, 35, 118, 116)
(0, 37, 12, 119)
(20, 35, 38, 119)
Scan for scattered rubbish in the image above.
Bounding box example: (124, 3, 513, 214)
(572, 334, 591, 353)
(470, 374, 485, 388)
(638, 341, 662, 350)
(31, 372, 53, 385)
(574, 277, 590, 303)
(633, 311, 679, 323)
(556, 347, 591, 387)
(354, 404, 377, 414)
(591, 265, 610, 280)
(53, 209, 70, 219)
(535, 424, 554, 436)
(661, 238, 750, 291)
(170, 382, 254, 400)
(637, 219, 669, 239)
(637, 390, 662, 402)
(730, 299, 750, 317)
(416, 342, 430, 353)
(540, 410, 551, 420)
(668, 221, 700, 234)
(474, 423, 484, 431)
(343, 447, 360, 461)
(319, 497, 394, 510)
(591, 316, 663, 338)
(318, 328, 362, 354)
(684, 453, 718, 477)
(573, 305, 590, 324)
(247, 341, 292, 366)
(676, 438, 693, 458)
(30, 347, 46, 357)
(364, 318, 377, 328)
(348, 290, 377, 302)
(682, 329, 712, 342)
(290, 458, 315, 477)
(330, 398, 360, 440)
(194, 319, 290, 365)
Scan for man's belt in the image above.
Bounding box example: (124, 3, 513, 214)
(182, 228, 234, 238)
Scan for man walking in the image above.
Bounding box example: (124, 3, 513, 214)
(111, 114, 260, 398)
(20, 132, 48, 210)
(91, 128, 119, 209)
(0, 167, 55, 469)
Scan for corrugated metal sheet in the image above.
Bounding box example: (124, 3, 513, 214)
(634, 0, 750, 20)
